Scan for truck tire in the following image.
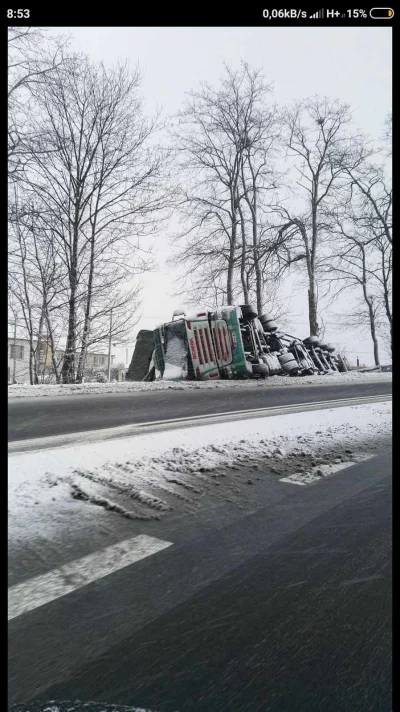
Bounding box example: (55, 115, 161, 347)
(240, 304, 258, 321)
(282, 360, 299, 373)
(243, 360, 255, 377)
(261, 319, 278, 333)
(252, 363, 269, 378)
(278, 352, 296, 365)
(259, 312, 274, 325)
(261, 354, 273, 371)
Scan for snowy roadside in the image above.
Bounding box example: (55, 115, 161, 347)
(8, 401, 391, 547)
(7, 370, 392, 399)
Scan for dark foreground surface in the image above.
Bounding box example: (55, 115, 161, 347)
(9, 452, 392, 711)
(10, 706, 151, 712)
(8, 379, 391, 441)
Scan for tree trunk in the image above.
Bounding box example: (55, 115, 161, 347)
(368, 300, 380, 366)
(383, 290, 392, 354)
(29, 343, 35, 385)
(252, 218, 263, 314)
(45, 310, 61, 383)
(238, 198, 249, 303)
(76, 232, 96, 383)
(241, 155, 263, 313)
(381, 254, 392, 352)
(363, 288, 380, 367)
(360, 244, 380, 366)
(308, 192, 320, 337)
(35, 302, 46, 384)
(61, 211, 79, 384)
(61, 286, 77, 383)
(307, 275, 319, 337)
(226, 213, 237, 305)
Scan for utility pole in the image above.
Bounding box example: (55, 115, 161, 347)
(107, 308, 113, 382)
(11, 318, 18, 383)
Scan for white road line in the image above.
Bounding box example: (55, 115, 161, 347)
(8, 534, 172, 621)
(8, 393, 391, 454)
(279, 456, 374, 486)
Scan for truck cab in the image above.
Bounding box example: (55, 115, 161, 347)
(153, 307, 254, 381)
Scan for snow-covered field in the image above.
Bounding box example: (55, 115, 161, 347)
(7, 370, 392, 398)
(8, 401, 391, 546)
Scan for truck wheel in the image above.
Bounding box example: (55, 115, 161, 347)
(240, 304, 258, 321)
(282, 360, 299, 373)
(278, 352, 296, 365)
(252, 363, 269, 378)
(259, 312, 275, 325)
(261, 319, 278, 333)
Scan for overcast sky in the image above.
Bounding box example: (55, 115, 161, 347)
(59, 26, 392, 366)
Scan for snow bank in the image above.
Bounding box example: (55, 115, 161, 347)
(8, 401, 391, 545)
(8, 370, 392, 398)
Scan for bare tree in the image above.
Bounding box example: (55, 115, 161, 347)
(19, 55, 171, 383)
(8, 27, 69, 99)
(344, 162, 392, 248)
(371, 226, 392, 351)
(321, 202, 384, 367)
(343, 161, 391, 351)
(8, 27, 70, 181)
(172, 68, 244, 305)
(8, 187, 68, 383)
(333, 120, 392, 351)
(171, 63, 280, 311)
(275, 97, 364, 336)
(235, 65, 281, 313)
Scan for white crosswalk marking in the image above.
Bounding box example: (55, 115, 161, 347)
(8, 534, 172, 621)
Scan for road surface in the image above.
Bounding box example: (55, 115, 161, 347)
(9, 452, 392, 711)
(8, 380, 391, 441)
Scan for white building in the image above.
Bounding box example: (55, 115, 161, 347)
(7, 337, 113, 383)
(8, 337, 62, 384)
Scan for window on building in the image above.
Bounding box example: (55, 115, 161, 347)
(10, 344, 24, 360)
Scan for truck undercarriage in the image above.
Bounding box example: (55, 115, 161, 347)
(126, 304, 348, 382)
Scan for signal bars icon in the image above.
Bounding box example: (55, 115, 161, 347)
(309, 9, 325, 18)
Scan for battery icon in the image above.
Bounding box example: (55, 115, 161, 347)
(370, 8, 394, 18)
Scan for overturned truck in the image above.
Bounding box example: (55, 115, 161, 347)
(126, 305, 348, 382)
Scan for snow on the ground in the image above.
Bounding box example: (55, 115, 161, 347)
(8, 401, 391, 546)
(7, 370, 392, 398)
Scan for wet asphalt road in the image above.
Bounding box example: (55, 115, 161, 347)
(9, 453, 392, 711)
(8, 380, 392, 441)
